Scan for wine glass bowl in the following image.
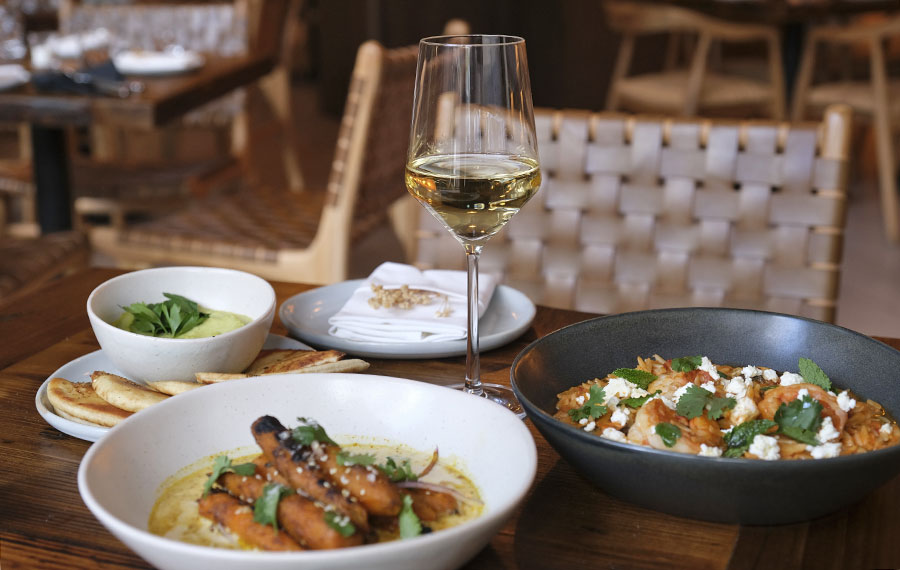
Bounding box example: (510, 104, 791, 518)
(406, 35, 540, 416)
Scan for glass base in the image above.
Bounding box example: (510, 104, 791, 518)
(447, 382, 525, 419)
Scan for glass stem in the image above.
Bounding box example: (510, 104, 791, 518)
(464, 243, 483, 395)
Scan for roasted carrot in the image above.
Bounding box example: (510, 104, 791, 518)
(197, 491, 303, 551)
(217, 470, 364, 549)
(402, 488, 459, 521)
(315, 444, 403, 517)
(251, 415, 370, 532)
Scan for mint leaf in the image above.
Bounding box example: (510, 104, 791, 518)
(707, 396, 737, 420)
(202, 455, 257, 497)
(675, 384, 711, 419)
(336, 451, 376, 467)
(723, 419, 777, 457)
(774, 396, 823, 445)
(253, 483, 292, 529)
(379, 457, 418, 483)
(568, 384, 608, 422)
(621, 390, 660, 408)
(798, 358, 831, 391)
(291, 418, 337, 446)
(398, 494, 422, 539)
(324, 511, 356, 537)
(655, 423, 681, 447)
(671, 356, 702, 372)
(611, 368, 657, 390)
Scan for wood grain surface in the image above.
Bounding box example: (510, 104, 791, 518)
(1, 268, 898, 569)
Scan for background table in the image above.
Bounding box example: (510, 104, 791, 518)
(0, 54, 276, 233)
(1, 267, 899, 568)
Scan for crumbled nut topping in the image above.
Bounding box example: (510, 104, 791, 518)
(368, 284, 452, 317)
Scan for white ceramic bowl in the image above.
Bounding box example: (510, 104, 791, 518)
(78, 373, 537, 570)
(87, 267, 276, 382)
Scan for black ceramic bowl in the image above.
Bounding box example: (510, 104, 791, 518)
(510, 308, 900, 525)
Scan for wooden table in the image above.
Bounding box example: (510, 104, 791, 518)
(0, 53, 276, 233)
(2, 267, 899, 569)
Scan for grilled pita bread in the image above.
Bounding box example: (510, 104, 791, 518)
(46, 377, 133, 427)
(195, 355, 370, 384)
(146, 380, 202, 396)
(243, 349, 345, 375)
(195, 372, 250, 384)
(91, 371, 169, 412)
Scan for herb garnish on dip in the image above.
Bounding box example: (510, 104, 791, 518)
(112, 293, 250, 338)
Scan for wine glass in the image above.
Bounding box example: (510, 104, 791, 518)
(406, 35, 541, 417)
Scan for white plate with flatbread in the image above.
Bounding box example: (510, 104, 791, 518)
(35, 334, 310, 442)
(279, 280, 537, 359)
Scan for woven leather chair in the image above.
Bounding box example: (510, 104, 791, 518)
(603, 0, 785, 119)
(89, 40, 418, 285)
(59, 0, 304, 229)
(791, 14, 900, 242)
(414, 104, 852, 323)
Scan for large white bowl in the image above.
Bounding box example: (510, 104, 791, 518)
(87, 266, 276, 382)
(78, 373, 537, 570)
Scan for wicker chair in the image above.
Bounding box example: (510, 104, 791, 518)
(413, 104, 852, 323)
(603, 0, 785, 119)
(791, 14, 900, 242)
(59, 0, 304, 229)
(89, 40, 418, 285)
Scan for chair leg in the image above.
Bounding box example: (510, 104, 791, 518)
(870, 37, 900, 241)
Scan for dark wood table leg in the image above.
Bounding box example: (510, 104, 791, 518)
(31, 124, 73, 233)
(781, 21, 805, 107)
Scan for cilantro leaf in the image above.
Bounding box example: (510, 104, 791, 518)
(202, 455, 257, 497)
(671, 356, 702, 372)
(398, 494, 423, 539)
(379, 457, 418, 483)
(654, 423, 681, 447)
(707, 396, 737, 420)
(253, 483, 292, 529)
(621, 390, 660, 409)
(675, 384, 711, 419)
(324, 511, 356, 537)
(120, 292, 209, 338)
(723, 419, 777, 457)
(798, 358, 831, 391)
(611, 368, 657, 390)
(336, 451, 376, 467)
(774, 396, 823, 445)
(291, 418, 337, 446)
(567, 384, 608, 422)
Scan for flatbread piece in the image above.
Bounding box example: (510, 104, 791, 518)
(47, 377, 133, 427)
(91, 371, 169, 412)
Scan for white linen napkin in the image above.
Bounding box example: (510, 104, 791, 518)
(327, 262, 498, 343)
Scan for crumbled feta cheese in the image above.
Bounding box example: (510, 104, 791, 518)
(578, 418, 588, 426)
(604, 376, 649, 405)
(575, 395, 585, 406)
(658, 395, 677, 410)
(762, 369, 778, 381)
(816, 416, 840, 443)
(837, 391, 857, 412)
(881, 422, 894, 437)
(699, 356, 719, 379)
(748, 434, 781, 460)
(698, 444, 723, 457)
(610, 406, 631, 427)
(807, 441, 842, 459)
(583, 421, 597, 432)
(796, 388, 810, 400)
(780, 372, 804, 386)
(673, 382, 692, 403)
(721, 427, 734, 435)
(700, 381, 717, 393)
(731, 396, 759, 425)
(741, 365, 761, 378)
(725, 377, 751, 399)
(600, 427, 627, 442)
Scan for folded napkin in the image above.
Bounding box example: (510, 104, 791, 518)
(327, 262, 498, 343)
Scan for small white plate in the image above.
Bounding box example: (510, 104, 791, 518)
(35, 334, 309, 442)
(279, 280, 536, 359)
(0, 64, 29, 91)
(113, 49, 204, 76)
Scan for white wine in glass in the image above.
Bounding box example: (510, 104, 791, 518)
(406, 35, 541, 416)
